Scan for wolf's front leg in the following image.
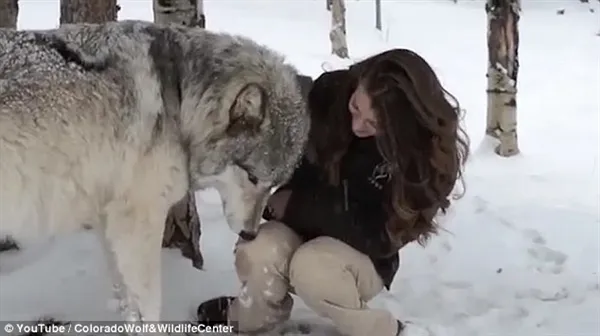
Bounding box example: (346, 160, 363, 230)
(101, 197, 170, 335)
(99, 234, 129, 315)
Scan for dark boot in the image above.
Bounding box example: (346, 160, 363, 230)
(197, 296, 291, 335)
(196, 296, 236, 328)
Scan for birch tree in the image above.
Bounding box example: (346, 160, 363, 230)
(330, 0, 349, 58)
(0, 0, 18, 28)
(153, 0, 205, 270)
(596, 0, 600, 36)
(485, 0, 520, 157)
(60, 0, 118, 24)
(375, 0, 382, 30)
(153, 0, 205, 28)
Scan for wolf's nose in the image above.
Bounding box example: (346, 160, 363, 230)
(238, 230, 257, 241)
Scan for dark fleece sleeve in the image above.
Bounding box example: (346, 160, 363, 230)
(278, 156, 322, 191)
(261, 155, 322, 221)
(280, 171, 393, 260)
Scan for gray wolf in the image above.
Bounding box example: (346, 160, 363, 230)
(0, 20, 310, 329)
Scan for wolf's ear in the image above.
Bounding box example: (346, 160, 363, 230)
(226, 83, 266, 136)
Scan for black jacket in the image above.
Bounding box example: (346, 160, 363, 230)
(265, 70, 400, 289)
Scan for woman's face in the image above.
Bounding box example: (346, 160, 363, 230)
(349, 84, 378, 138)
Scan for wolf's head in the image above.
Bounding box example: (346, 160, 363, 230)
(176, 30, 311, 235)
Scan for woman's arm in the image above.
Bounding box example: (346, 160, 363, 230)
(262, 155, 324, 221)
(281, 182, 394, 259)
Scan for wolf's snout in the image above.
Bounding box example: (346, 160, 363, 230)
(238, 230, 257, 241)
(220, 186, 268, 237)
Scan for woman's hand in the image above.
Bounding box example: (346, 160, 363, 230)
(265, 190, 292, 221)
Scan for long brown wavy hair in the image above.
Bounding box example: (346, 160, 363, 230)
(308, 48, 470, 251)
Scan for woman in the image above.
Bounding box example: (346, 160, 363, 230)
(196, 48, 469, 336)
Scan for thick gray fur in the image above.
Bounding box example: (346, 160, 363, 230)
(0, 20, 309, 332)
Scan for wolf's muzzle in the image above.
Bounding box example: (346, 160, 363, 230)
(238, 230, 257, 241)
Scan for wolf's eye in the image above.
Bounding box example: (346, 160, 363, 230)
(236, 162, 259, 185)
(248, 173, 259, 185)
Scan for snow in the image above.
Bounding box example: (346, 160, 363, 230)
(1, 0, 599, 335)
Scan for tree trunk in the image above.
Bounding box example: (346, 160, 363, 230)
(0, 0, 18, 29)
(153, 0, 205, 270)
(596, 0, 600, 37)
(330, 0, 349, 59)
(60, 0, 118, 24)
(375, 0, 382, 30)
(197, 0, 205, 28)
(153, 0, 204, 28)
(485, 0, 520, 157)
(326, 0, 332, 11)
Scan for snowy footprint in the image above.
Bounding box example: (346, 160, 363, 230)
(522, 229, 568, 274)
(526, 245, 568, 274)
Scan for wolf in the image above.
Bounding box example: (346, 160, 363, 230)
(0, 20, 310, 330)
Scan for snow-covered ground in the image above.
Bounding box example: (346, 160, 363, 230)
(1, 0, 599, 335)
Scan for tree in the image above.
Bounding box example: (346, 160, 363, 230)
(153, 0, 205, 270)
(375, 0, 382, 31)
(485, 0, 520, 157)
(153, 0, 205, 28)
(330, 0, 349, 58)
(0, 0, 18, 29)
(59, 0, 118, 24)
(197, 0, 205, 28)
(597, 0, 600, 36)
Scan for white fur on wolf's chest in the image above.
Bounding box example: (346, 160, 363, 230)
(0, 126, 188, 250)
(0, 160, 97, 250)
(0, 166, 97, 275)
(1, 126, 108, 249)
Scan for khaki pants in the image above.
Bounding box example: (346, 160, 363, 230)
(228, 221, 399, 336)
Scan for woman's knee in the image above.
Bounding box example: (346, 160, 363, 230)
(289, 236, 382, 300)
(234, 221, 303, 274)
(289, 237, 357, 282)
(293, 236, 367, 265)
(257, 220, 301, 243)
